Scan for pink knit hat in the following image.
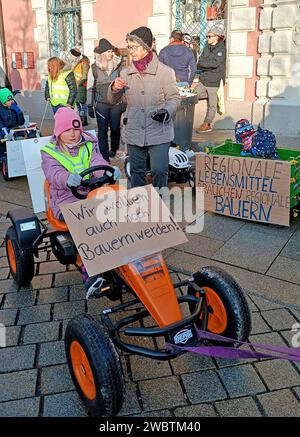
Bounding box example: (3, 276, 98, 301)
(54, 107, 83, 138)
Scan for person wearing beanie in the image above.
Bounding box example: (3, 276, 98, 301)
(158, 29, 196, 85)
(40, 107, 121, 297)
(45, 57, 77, 114)
(86, 38, 124, 160)
(94, 38, 115, 55)
(70, 47, 90, 127)
(108, 26, 180, 190)
(70, 47, 82, 58)
(195, 25, 226, 133)
(0, 87, 25, 142)
(182, 33, 198, 63)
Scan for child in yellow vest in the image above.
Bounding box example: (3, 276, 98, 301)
(41, 107, 121, 297)
(70, 47, 90, 126)
(45, 57, 77, 114)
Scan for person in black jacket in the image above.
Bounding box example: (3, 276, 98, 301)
(196, 25, 226, 133)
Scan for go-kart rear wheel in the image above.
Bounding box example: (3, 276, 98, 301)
(2, 157, 9, 181)
(188, 266, 251, 345)
(5, 226, 34, 286)
(65, 313, 124, 417)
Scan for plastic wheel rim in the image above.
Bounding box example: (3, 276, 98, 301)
(201, 286, 228, 334)
(7, 239, 16, 274)
(70, 341, 96, 401)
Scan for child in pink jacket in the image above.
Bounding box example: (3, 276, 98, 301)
(41, 107, 121, 297)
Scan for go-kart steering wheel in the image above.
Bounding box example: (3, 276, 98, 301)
(71, 165, 116, 200)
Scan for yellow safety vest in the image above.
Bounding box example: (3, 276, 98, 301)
(41, 141, 93, 178)
(48, 70, 72, 107)
(73, 59, 89, 85)
(73, 63, 83, 85)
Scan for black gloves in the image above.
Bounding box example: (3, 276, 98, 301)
(88, 105, 95, 119)
(151, 108, 170, 123)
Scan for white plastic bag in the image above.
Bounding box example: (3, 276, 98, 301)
(217, 79, 225, 115)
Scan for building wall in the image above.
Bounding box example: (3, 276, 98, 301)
(254, 0, 300, 135)
(5, 0, 299, 135)
(19, 0, 100, 119)
(147, 0, 172, 53)
(2, 0, 40, 90)
(93, 0, 153, 48)
(19, 0, 154, 118)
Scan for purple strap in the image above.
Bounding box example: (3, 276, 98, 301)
(166, 328, 300, 362)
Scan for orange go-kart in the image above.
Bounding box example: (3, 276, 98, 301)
(5, 165, 251, 417)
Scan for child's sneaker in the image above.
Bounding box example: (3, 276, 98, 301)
(85, 276, 105, 299)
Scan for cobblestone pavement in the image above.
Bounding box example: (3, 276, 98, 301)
(0, 129, 299, 417)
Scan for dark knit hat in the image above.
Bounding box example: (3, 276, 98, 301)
(94, 38, 114, 55)
(70, 47, 82, 57)
(126, 26, 153, 51)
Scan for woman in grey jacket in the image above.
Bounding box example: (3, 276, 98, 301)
(87, 39, 123, 160)
(108, 27, 180, 190)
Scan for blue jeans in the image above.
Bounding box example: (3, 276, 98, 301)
(52, 104, 65, 114)
(96, 103, 122, 160)
(127, 143, 170, 189)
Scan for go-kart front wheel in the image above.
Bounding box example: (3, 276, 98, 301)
(188, 266, 251, 345)
(5, 226, 35, 286)
(65, 314, 124, 417)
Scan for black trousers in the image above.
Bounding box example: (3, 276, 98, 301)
(95, 102, 122, 160)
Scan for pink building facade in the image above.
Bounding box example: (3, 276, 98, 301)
(0, 0, 298, 135)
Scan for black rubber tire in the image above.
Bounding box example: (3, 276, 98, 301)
(188, 172, 195, 189)
(5, 226, 35, 286)
(65, 313, 124, 417)
(188, 266, 252, 345)
(2, 157, 9, 181)
(124, 156, 131, 181)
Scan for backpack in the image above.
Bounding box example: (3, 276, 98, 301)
(235, 119, 255, 152)
(251, 125, 278, 159)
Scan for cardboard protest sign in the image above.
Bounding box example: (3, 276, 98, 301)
(7, 139, 27, 177)
(196, 154, 291, 226)
(21, 136, 51, 212)
(61, 185, 188, 276)
(22, 130, 96, 213)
